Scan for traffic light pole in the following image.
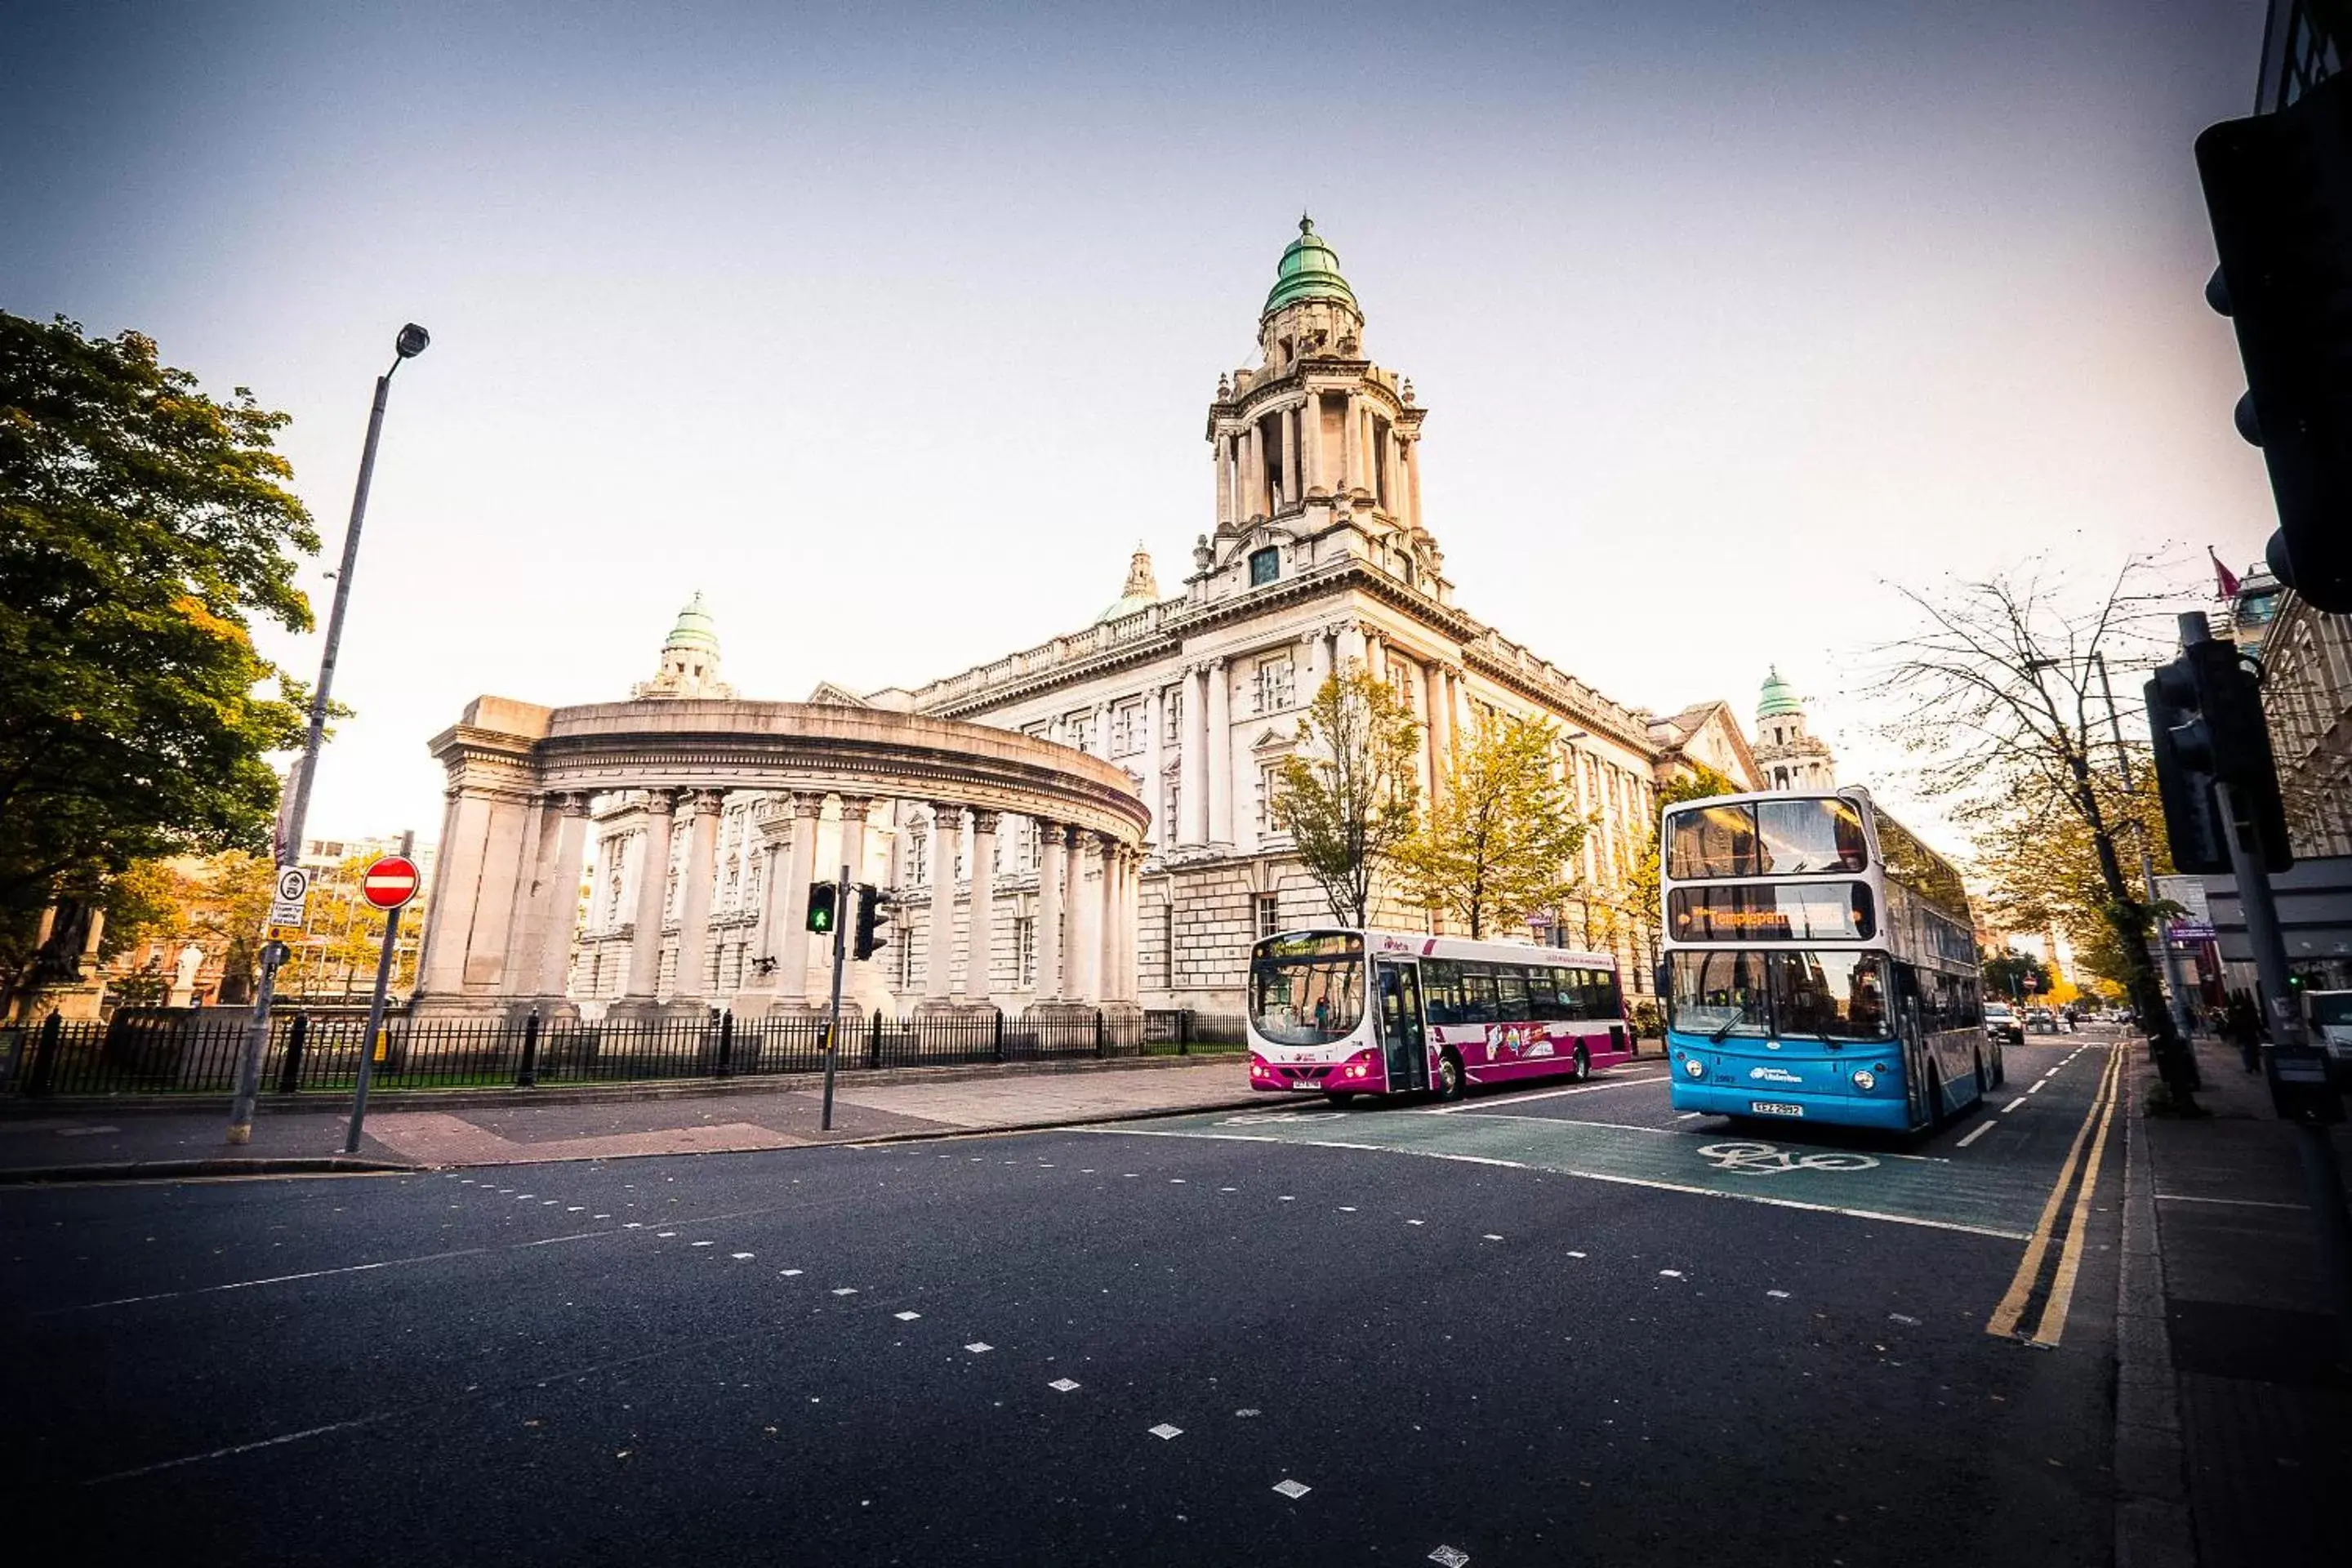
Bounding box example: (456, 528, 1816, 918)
(821, 866, 849, 1132)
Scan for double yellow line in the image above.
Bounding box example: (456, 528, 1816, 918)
(1985, 1042, 2123, 1346)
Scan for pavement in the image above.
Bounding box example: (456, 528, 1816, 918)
(0, 1056, 1261, 1178)
(2, 1035, 2135, 1566)
(2126, 1034, 2352, 1568)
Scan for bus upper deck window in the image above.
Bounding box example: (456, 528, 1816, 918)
(1668, 804, 1757, 879)
(1755, 798, 1867, 875)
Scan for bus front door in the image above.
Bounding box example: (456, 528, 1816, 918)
(1375, 962, 1432, 1094)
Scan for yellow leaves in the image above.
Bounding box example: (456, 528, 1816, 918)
(172, 593, 252, 648)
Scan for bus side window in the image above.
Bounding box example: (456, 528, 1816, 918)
(1423, 960, 1459, 1025)
(1461, 967, 1498, 1026)
(1525, 968, 1561, 1020)
(1495, 967, 1530, 1020)
(1597, 970, 1624, 1020)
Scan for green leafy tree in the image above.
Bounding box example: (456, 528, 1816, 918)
(1981, 948, 2054, 1001)
(0, 313, 315, 996)
(1270, 670, 1423, 925)
(1401, 712, 1588, 939)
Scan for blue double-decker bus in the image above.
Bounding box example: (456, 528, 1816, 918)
(1659, 787, 1999, 1133)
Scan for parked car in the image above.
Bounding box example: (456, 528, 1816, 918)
(1984, 1003, 2025, 1046)
(2025, 1007, 2060, 1036)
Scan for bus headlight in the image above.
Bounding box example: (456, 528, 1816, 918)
(1682, 1056, 1705, 1080)
(1851, 1068, 1876, 1091)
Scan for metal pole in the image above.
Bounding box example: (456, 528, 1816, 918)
(230, 350, 412, 1144)
(344, 829, 411, 1155)
(820, 865, 849, 1131)
(2096, 652, 2197, 1034)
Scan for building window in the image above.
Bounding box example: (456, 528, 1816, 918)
(1255, 893, 1281, 941)
(907, 829, 928, 885)
(1162, 778, 1180, 848)
(1250, 547, 1280, 586)
(1067, 713, 1094, 752)
(898, 926, 915, 991)
(1111, 700, 1143, 755)
(1254, 763, 1285, 836)
(1164, 690, 1183, 742)
(1014, 916, 1036, 989)
(1253, 653, 1295, 714)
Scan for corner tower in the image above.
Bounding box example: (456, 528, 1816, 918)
(1752, 666, 1835, 789)
(633, 591, 735, 700)
(1195, 217, 1447, 604)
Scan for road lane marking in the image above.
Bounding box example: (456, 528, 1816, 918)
(1985, 1044, 2121, 1340)
(2027, 1043, 2123, 1348)
(2155, 1193, 2306, 1209)
(2002, 1098, 2028, 1113)
(1423, 1075, 1667, 1114)
(1956, 1122, 1994, 1149)
(1273, 1478, 1312, 1499)
(2027, 1081, 2047, 1094)
(1085, 1129, 2026, 1237)
(86, 1410, 402, 1485)
(1148, 1423, 1183, 1440)
(42, 1229, 614, 1315)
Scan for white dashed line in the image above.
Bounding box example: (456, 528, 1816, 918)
(1272, 1479, 1312, 1499)
(1339, 1206, 1356, 1213)
(2002, 1097, 2029, 1113)
(656, 1232, 676, 1238)
(1406, 1219, 1426, 1226)
(1430, 1547, 1472, 1568)
(964, 1343, 993, 1354)
(1658, 1269, 1684, 1279)
(2027, 1080, 2047, 1094)
(1566, 1250, 1586, 1258)
(1956, 1122, 1994, 1148)
(895, 1311, 921, 1321)
(831, 1288, 858, 1296)
(690, 1241, 715, 1248)
(1147, 1423, 1183, 1440)
(1049, 1379, 1080, 1392)
(1766, 1290, 1790, 1299)
(778, 1269, 803, 1277)
(1482, 1234, 1503, 1242)
(731, 1252, 755, 1260)
(1889, 1312, 1921, 1325)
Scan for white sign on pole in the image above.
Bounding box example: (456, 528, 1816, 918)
(268, 865, 312, 926)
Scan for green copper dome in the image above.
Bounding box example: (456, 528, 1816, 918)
(1263, 216, 1359, 317)
(1757, 666, 1801, 719)
(666, 590, 719, 653)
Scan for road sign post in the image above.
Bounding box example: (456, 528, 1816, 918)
(821, 865, 849, 1132)
(345, 836, 417, 1155)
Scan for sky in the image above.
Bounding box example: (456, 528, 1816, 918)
(2, 1, 2279, 859)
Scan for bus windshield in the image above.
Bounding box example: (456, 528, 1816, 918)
(1250, 933, 1368, 1045)
(1668, 950, 1892, 1042)
(1668, 797, 1868, 880)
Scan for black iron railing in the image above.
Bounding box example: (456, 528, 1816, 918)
(0, 1004, 1243, 1099)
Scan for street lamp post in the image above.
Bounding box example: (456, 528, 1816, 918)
(227, 324, 430, 1145)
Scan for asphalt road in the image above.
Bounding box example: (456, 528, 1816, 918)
(2, 1032, 2128, 1567)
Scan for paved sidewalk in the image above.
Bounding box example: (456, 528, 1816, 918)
(0, 1058, 1261, 1178)
(2134, 1037, 2352, 1568)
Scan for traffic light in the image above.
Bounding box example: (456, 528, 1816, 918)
(2145, 636, 2291, 875)
(806, 881, 838, 935)
(853, 884, 894, 961)
(2197, 73, 2352, 612)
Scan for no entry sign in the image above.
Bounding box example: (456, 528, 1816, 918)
(361, 854, 421, 911)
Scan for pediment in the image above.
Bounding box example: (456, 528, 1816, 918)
(804, 681, 871, 708)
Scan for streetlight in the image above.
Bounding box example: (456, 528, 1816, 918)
(227, 325, 430, 1145)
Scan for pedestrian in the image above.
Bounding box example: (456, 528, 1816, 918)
(2225, 988, 2262, 1073)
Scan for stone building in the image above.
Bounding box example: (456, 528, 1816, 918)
(510, 219, 1763, 1022)
(1748, 667, 1838, 791)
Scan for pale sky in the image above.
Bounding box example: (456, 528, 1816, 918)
(3, 1, 2278, 859)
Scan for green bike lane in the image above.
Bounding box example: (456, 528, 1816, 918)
(1092, 1036, 2120, 1244)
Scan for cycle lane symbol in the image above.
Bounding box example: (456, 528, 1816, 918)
(1696, 1141, 1880, 1177)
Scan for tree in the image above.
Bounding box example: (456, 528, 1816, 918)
(1869, 554, 2198, 1100)
(1971, 764, 2174, 994)
(1270, 670, 1423, 925)
(0, 313, 316, 1000)
(1400, 712, 1588, 940)
(1981, 948, 2054, 1001)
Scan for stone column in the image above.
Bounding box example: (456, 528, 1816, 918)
(1340, 391, 1358, 492)
(1036, 819, 1066, 1000)
(1338, 621, 1367, 673)
(1069, 832, 1103, 1003)
(498, 793, 561, 998)
(1303, 626, 1330, 697)
(964, 811, 998, 1004)
(1095, 844, 1119, 1004)
(753, 834, 784, 960)
(1282, 405, 1301, 509)
(1367, 628, 1388, 685)
(534, 794, 593, 1000)
(1144, 685, 1166, 852)
(620, 791, 678, 1000)
(1093, 701, 1113, 761)
(924, 804, 961, 1001)
(1180, 664, 1209, 846)
(776, 795, 822, 1002)
(1119, 848, 1139, 1001)
(1214, 434, 1232, 527)
(1205, 656, 1233, 846)
(1302, 393, 1323, 494)
(669, 791, 724, 1003)
(1425, 664, 1452, 811)
(1405, 436, 1423, 530)
(1244, 419, 1264, 519)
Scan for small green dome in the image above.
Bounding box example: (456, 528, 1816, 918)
(1263, 216, 1359, 317)
(666, 590, 719, 653)
(1757, 666, 1801, 719)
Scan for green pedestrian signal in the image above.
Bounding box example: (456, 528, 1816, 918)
(807, 881, 838, 934)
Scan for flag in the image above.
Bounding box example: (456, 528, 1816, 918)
(2207, 546, 2241, 600)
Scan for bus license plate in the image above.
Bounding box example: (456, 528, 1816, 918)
(1749, 1101, 1805, 1118)
(1290, 1080, 1322, 1090)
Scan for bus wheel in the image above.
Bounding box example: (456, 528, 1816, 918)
(1572, 1045, 1592, 1082)
(1437, 1050, 1465, 1101)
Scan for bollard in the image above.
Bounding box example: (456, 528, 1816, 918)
(516, 1010, 541, 1089)
(24, 1012, 63, 1098)
(1094, 1009, 1106, 1058)
(993, 1009, 1005, 1064)
(867, 1008, 883, 1070)
(715, 1012, 734, 1079)
(276, 1013, 310, 1094)
(1178, 1009, 1191, 1057)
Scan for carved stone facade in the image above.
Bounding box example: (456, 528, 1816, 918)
(1748, 667, 1837, 791)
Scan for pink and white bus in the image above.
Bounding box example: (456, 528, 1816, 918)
(1247, 928, 1637, 1102)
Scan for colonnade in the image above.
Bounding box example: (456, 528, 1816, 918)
(1213, 390, 1419, 529)
(419, 785, 1145, 1017)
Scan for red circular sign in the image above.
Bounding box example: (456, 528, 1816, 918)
(361, 854, 421, 911)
